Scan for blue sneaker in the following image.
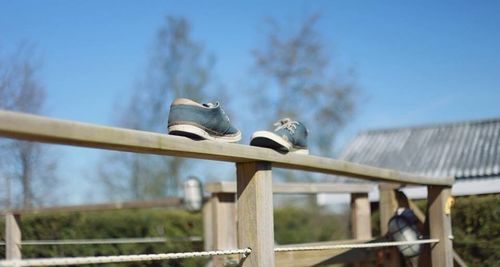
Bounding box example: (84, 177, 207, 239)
(168, 98, 241, 142)
(250, 118, 309, 154)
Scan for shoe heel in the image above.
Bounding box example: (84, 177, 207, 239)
(168, 124, 241, 143)
(168, 124, 211, 140)
(291, 148, 309, 155)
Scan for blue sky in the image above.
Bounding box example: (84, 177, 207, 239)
(1, 1, 500, 204)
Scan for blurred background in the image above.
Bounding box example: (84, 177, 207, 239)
(2, 0, 500, 206)
(0, 1, 499, 266)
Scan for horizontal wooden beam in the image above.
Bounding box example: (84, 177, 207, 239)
(275, 239, 375, 266)
(276, 239, 370, 248)
(0, 110, 454, 186)
(276, 248, 352, 266)
(205, 181, 374, 194)
(2, 197, 182, 215)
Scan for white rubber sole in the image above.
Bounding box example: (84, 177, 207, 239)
(250, 131, 309, 155)
(168, 124, 241, 143)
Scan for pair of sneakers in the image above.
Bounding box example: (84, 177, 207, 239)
(167, 98, 309, 155)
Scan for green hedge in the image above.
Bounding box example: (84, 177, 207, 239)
(274, 205, 349, 244)
(452, 194, 500, 267)
(0, 205, 349, 266)
(1, 209, 204, 267)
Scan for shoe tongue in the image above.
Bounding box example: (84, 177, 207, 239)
(281, 118, 292, 124)
(274, 118, 292, 127)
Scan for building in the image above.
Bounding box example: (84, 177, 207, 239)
(319, 118, 500, 204)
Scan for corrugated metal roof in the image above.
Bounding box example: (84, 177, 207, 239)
(339, 118, 500, 180)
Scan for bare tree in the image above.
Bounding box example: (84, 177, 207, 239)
(0, 43, 58, 208)
(251, 14, 357, 157)
(98, 16, 222, 200)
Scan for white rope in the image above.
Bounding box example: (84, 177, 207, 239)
(275, 239, 439, 252)
(0, 248, 251, 267)
(8, 237, 202, 246)
(0, 239, 438, 266)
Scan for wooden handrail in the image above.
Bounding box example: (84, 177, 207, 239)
(205, 181, 374, 194)
(1, 197, 182, 215)
(0, 110, 454, 186)
(275, 239, 377, 266)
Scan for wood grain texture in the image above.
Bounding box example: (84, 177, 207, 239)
(351, 193, 372, 240)
(202, 200, 213, 267)
(211, 193, 237, 266)
(378, 186, 398, 236)
(0, 110, 453, 186)
(236, 162, 274, 267)
(378, 186, 400, 267)
(3, 198, 182, 215)
(276, 239, 376, 266)
(407, 198, 468, 267)
(5, 213, 21, 260)
(275, 249, 351, 267)
(205, 181, 374, 194)
(428, 186, 454, 267)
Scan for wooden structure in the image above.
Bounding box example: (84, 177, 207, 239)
(4, 213, 21, 261)
(337, 118, 500, 197)
(1, 197, 184, 260)
(0, 110, 455, 266)
(203, 181, 374, 266)
(3, 197, 182, 215)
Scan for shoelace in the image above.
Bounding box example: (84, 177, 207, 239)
(204, 102, 231, 122)
(274, 118, 299, 133)
(220, 106, 230, 122)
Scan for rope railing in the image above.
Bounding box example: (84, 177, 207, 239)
(0, 239, 440, 266)
(0, 248, 252, 267)
(275, 239, 439, 252)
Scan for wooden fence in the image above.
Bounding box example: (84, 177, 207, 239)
(1, 197, 196, 260)
(203, 181, 374, 266)
(0, 110, 455, 266)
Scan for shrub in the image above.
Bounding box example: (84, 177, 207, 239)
(274, 205, 350, 244)
(452, 194, 500, 267)
(1, 209, 204, 267)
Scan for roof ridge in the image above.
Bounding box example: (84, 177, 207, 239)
(360, 117, 500, 135)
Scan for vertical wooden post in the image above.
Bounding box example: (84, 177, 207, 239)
(428, 186, 453, 267)
(351, 193, 372, 240)
(212, 192, 237, 266)
(378, 184, 400, 267)
(351, 193, 372, 267)
(236, 162, 274, 267)
(202, 199, 214, 267)
(5, 213, 21, 260)
(379, 184, 398, 235)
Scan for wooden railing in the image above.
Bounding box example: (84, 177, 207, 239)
(2, 198, 182, 215)
(203, 181, 375, 266)
(0, 110, 455, 267)
(1, 198, 197, 261)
